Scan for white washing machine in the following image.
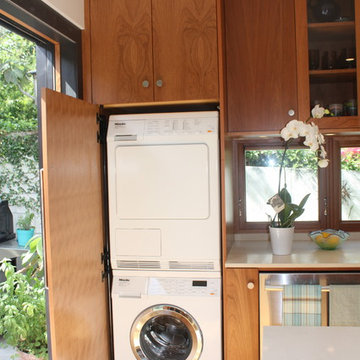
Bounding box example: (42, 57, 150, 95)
(111, 270, 222, 360)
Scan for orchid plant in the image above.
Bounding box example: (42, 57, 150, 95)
(268, 105, 330, 228)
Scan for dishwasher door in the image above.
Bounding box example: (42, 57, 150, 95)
(260, 272, 360, 359)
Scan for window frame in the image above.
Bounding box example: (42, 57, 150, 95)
(233, 137, 329, 233)
(0, 0, 82, 98)
(329, 135, 360, 232)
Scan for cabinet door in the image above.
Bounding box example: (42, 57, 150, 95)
(225, 0, 298, 133)
(296, 0, 360, 132)
(152, 0, 219, 102)
(41, 88, 110, 359)
(224, 268, 259, 360)
(89, 0, 154, 104)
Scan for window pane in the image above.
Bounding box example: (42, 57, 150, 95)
(245, 149, 319, 222)
(341, 147, 360, 220)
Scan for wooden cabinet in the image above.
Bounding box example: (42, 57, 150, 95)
(296, 0, 360, 132)
(223, 268, 259, 360)
(88, 0, 219, 104)
(224, 0, 298, 133)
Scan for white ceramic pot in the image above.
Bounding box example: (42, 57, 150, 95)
(269, 226, 295, 255)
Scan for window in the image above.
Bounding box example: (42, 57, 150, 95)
(0, 0, 82, 99)
(245, 147, 319, 222)
(331, 136, 360, 232)
(234, 136, 359, 232)
(0, 3, 82, 358)
(341, 147, 360, 221)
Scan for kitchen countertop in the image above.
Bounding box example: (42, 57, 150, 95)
(226, 239, 360, 269)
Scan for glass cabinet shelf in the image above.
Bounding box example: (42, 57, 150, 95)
(307, 0, 357, 118)
(308, 21, 355, 40)
(309, 68, 356, 82)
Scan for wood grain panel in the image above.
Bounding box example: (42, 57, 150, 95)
(295, 0, 311, 122)
(41, 89, 110, 359)
(152, 0, 219, 101)
(89, 0, 153, 104)
(224, 268, 259, 360)
(225, 0, 298, 133)
(355, 0, 360, 124)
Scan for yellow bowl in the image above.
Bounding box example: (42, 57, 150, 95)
(309, 229, 349, 250)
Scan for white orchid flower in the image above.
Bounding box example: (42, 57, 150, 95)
(317, 132, 325, 144)
(304, 135, 319, 151)
(318, 158, 329, 168)
(320, 145, 327, 158)
(310, 122, 320, 134)
(280, 119, 302, 140)
(311, 104, 327, 118)
(299, 122, 312, 137)
(280, 127, 292, 141)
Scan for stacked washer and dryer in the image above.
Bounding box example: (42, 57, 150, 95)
(107, 111, 222, 360)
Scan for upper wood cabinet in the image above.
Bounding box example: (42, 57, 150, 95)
(224, 0, 298, 133)
(88, 0, 219, 104)
(296, 0, 360, 132)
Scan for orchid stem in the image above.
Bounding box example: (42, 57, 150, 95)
(278, 140, 290, 194)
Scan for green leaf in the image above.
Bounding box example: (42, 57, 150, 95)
(298, 193, 311, 209)
(279, 187, 292, 204)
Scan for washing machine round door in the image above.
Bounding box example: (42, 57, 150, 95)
(130, 304, 203, 360)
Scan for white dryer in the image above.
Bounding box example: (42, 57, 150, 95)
(111, 270, 222, 360)
(106, 111, 221, 271)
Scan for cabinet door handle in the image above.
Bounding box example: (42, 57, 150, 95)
(142, 80, 150, 88)
(247, 282, 255, 290)
(156, 79, 163, 88)
(288, 109, 295, 116)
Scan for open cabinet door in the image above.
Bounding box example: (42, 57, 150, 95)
(41, 88, 110, 359)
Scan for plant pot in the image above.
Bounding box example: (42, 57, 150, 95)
(269, 226, 294, 255)
(16, 228, 34, 247)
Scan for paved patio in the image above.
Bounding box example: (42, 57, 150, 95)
(0, 337, 18, 359)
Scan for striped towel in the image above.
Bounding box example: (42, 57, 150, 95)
(282, 285, 322, 326)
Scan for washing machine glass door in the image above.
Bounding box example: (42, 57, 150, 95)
(130, 304, 203, 360)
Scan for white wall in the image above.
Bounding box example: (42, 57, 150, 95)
(40, 0, 84, 29)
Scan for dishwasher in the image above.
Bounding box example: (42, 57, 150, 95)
(260, 272, 360, 359)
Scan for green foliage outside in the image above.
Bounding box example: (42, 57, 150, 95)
(0, 25, 46, 358)
(246, 148, 318, 169)
(16, 212, 35, 230)
(0, 25, 40, 214)
(0, 236, 47, 359)
(246, 148, 360, 171)
(341, 148, 360, 171)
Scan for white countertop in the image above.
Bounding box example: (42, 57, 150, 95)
(262, 326, 360, 360)
(226, 239, 360, 269)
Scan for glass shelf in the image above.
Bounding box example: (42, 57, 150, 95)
(307, 0, 357, 117)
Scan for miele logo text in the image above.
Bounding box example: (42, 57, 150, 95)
(118, 278, 130, 282)
(115, 122, 126, 126)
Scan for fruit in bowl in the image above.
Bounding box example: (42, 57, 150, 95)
(309, 229, 349, 250)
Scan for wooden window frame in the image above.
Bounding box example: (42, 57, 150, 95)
(329, 135, 360, 232)
(0, 0, 82, 98)
(233, 137, 329, 233)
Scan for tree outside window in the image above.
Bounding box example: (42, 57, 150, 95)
(0, 25, 40, 230)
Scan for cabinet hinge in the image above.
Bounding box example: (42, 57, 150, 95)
(101, 247, 111, 282)
(96, 113, 107, 144)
